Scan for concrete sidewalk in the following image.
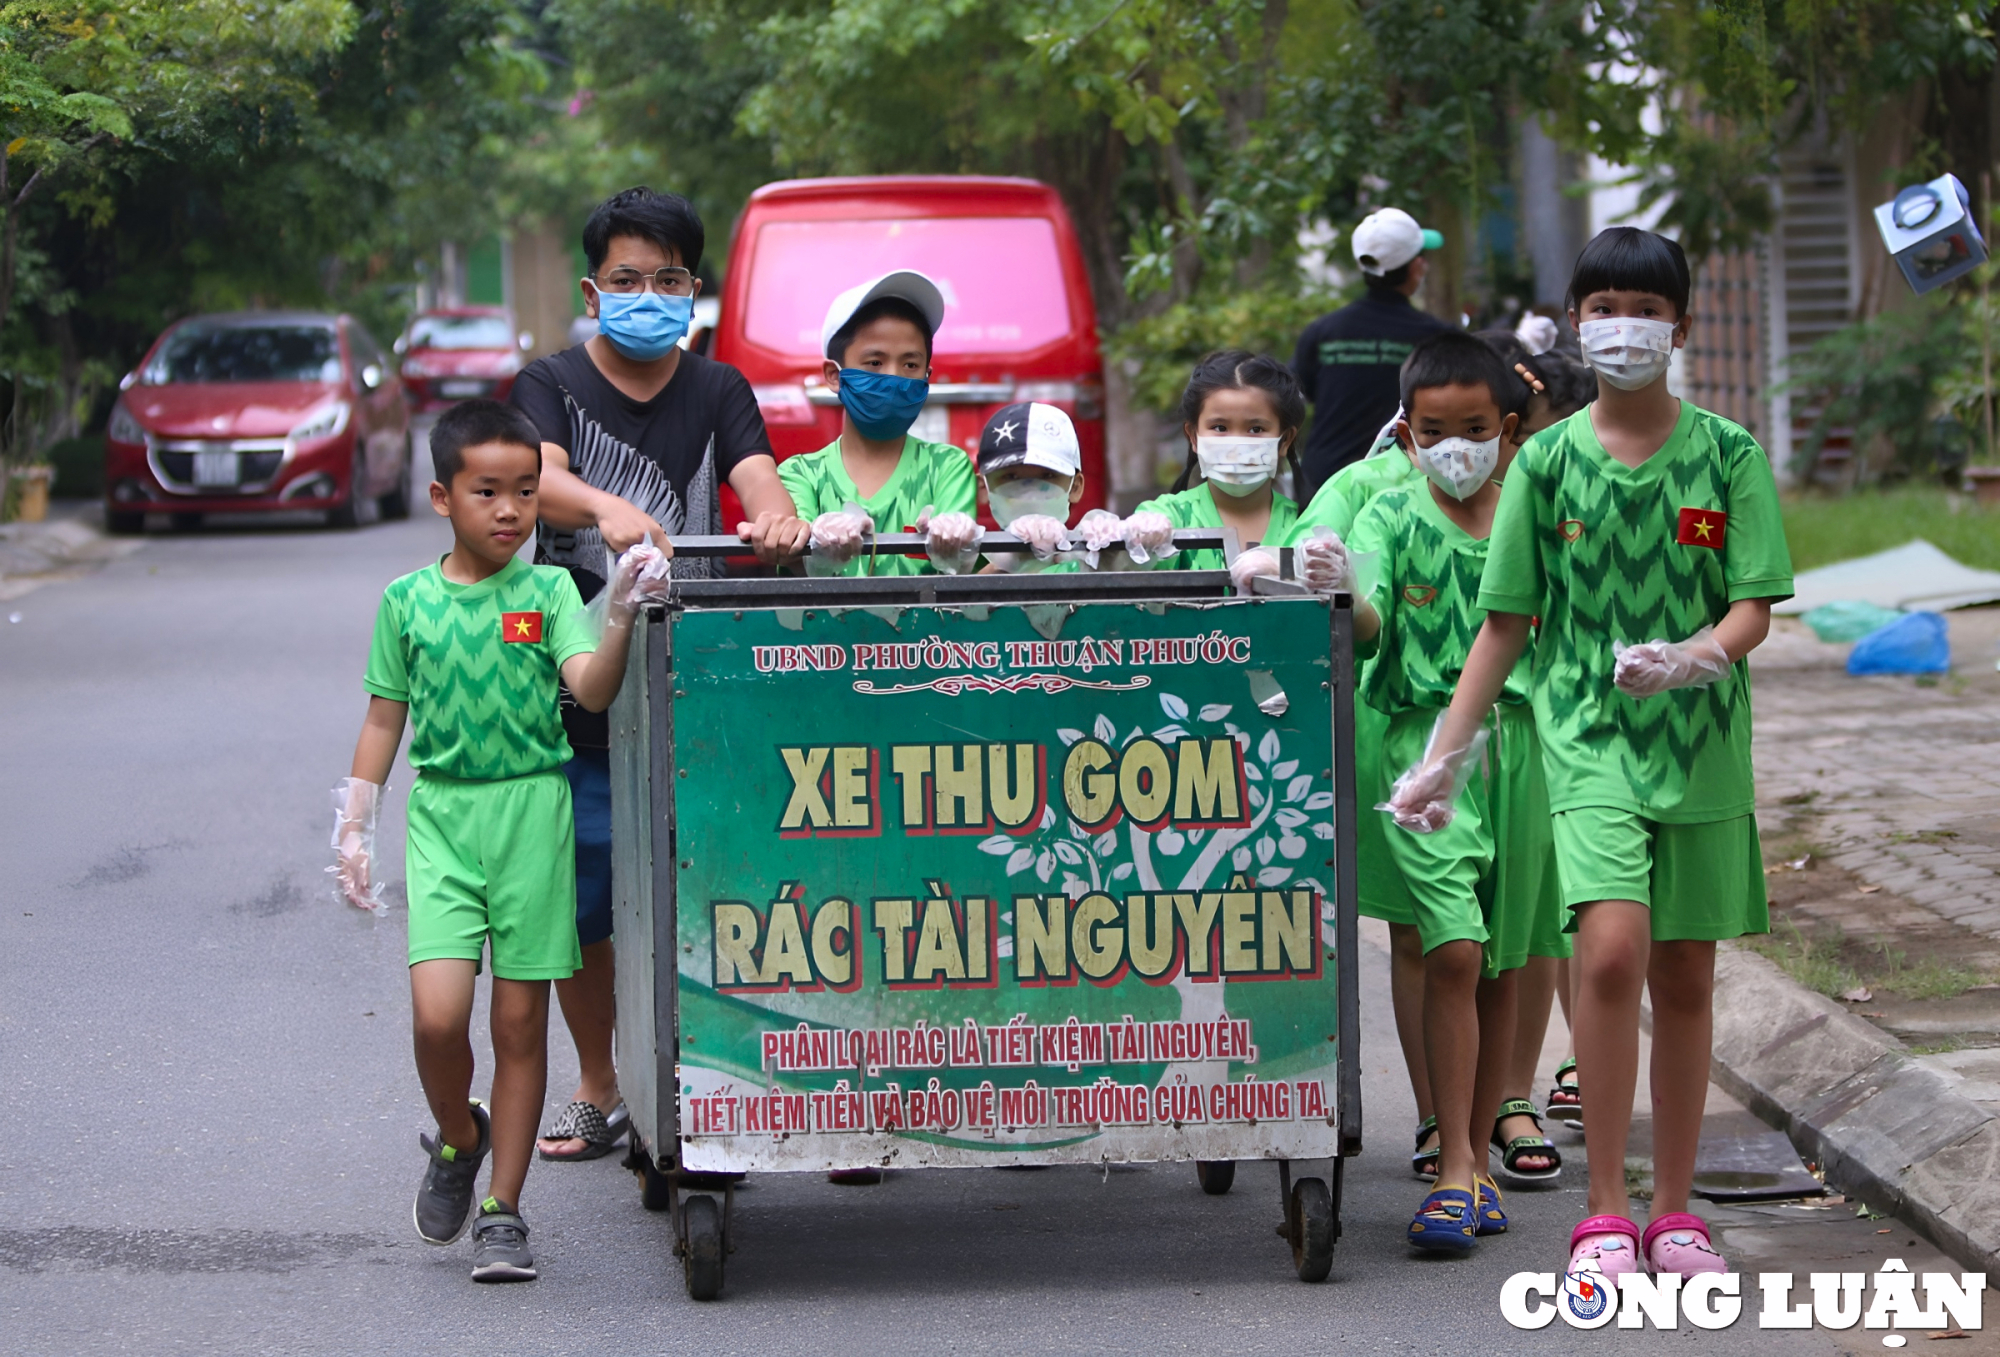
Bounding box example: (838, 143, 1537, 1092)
(0, 501, 143, 601)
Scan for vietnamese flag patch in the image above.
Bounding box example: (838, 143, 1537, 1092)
(1677, 506, 1727, 549)
(501, 611, 543, 643)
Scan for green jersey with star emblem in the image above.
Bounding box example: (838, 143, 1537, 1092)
(1478, 402, 1793, 821)
(778, 436, 977, 577)
(1132, 483, 1299, 571)
(364, 556, 596, 781)
(1349, 485, 1533, 715)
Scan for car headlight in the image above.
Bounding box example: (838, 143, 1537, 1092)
(290, 400, 351, 442)
(107, 400, 147, 445)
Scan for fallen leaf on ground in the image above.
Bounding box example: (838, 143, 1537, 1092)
(1858, 884, 1882, 894)
(1877, 1227, 1894, 1234)
(1927, 1330, 1968, 1340)
(1842, 986, 1874, 1003)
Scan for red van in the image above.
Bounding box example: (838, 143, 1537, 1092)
(714, 176, 1106, 528)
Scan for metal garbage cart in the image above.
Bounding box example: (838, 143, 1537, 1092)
(607, 533, 1361, 1299)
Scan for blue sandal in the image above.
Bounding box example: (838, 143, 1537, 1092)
(1474, 1176, 1507, 1235)
(1408, 1185, 1478, 1254)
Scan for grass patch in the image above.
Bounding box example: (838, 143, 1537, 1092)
(1906, 1038, 1966, 1057)
(1747, 919, 1994, 1002)
(1782, 486, 2000, 572)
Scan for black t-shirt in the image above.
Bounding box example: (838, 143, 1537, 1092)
(511, 343, 772, 747)
(1292, 288, 1450, 494)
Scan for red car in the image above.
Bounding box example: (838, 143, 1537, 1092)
(713, 176, 1106, 529)
(397, 306, 529, 413)
(104, 311, 412, 532)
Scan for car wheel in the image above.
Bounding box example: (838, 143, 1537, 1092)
(327, 447, 376, 530)
(105, 510, 145, 535)
(377, 433, 413, 520)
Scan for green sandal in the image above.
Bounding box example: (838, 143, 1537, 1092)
(1546, 1058, 1582, 1127)
(1491, 1098, 1562, 1181)
(1411, 1115, 1440, 1181)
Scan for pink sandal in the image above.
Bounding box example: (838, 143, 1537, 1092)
(1643, 1212, 1727, 1276)
(1568, 1214, 1642, 1278)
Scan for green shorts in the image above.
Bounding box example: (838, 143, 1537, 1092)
(406, 770, 582, 980)
(1354, 689, 1419, 927)
(1379, 704, 1561, 977)
(1549, 807, 1768, 942)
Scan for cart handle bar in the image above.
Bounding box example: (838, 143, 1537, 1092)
(657, 529, 1234, 559)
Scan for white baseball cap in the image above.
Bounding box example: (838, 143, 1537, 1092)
(978, 401, 1080, 477)
(820, 270, 947, 360)
(1351, 208, 1444, 276)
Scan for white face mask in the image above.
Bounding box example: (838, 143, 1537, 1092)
(1196, 435, 1281, 497)
(1413, 434, 1501, 500)
(987, 476, 1072, 526)
(1577, 316, 1677, 391)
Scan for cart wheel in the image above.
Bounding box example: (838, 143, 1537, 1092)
(682, 1194, 724, 1300)
(1195, 1160, 1235, 1195)
(1289, 1177, 1335, 1283)
(639, 1153, 674, 1212)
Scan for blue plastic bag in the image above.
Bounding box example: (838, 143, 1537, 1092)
(1846, 611, 1950, 675)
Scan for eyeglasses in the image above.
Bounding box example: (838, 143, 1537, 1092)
(591, 266, 697, 296)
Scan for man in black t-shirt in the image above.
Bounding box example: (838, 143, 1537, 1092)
(1293, 208, 1451, 498)
(510, 186, 808, 1162)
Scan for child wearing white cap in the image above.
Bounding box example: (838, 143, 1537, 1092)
(779, 271, 983, 576)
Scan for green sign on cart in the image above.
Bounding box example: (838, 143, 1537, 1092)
(669, 597, 1348, 1172)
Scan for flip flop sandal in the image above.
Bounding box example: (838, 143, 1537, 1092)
(1568, 1213, 1642, 1279)
(537, 1100, 630, 1161)
(1490, 1098, 1563, 1181)
(1410, 1115, 1441, 1182)
(1473, 1176, 1508, 1236)
(1547, 1058, 1582, 1128)
(1408, 1186, 1478, 1254)
(1643, 1212, 1728, 1277)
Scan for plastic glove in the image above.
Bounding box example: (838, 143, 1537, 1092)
(1612, 626, 1731, 699)
(612, 539, 672, 608)
(1297, 525, 1352, 594)
(1121, 510, 1176, 566)
(1073, 508, 1125, 569)
(328, 777, 388, 915)
(808, 505, 874, 576)
(1006, 513, 1073, 562)
(916, 504, 983, 575)
(1378, 721, 1490, 834)
(1229, 547, 1281, 593)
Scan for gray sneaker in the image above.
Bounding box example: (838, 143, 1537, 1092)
(470, 1204, 537, 1282)
(413, 1101, 490, 1246)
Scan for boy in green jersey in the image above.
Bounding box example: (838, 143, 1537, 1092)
(780, 271, 981, 576)
(333, 401, 641, 1282)
(1388, 229, 1793, 1280)
(1348, 332, 1560, 1253)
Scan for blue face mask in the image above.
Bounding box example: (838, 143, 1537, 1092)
(596, 290, 693, 361)
(836, 367, 930, 441)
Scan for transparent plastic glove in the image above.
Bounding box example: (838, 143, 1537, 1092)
(915, 504, 983, 575)
(1229, 546, 1281, 593)
(328, 777, 387, 915)
(1121, 510, 1176, 566)
(1073, 508, 1125, 569)
(613, 539, 672, 607)
(1378, 718, 1490, 833)
(1297, 525, 1352, 594)
(808, 504, 874, 576)
(1612, 626, 1731, 699)
(1006, 513, 1072, 562)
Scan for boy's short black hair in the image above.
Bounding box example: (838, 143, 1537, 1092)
(1400, 331, 1518, 419)
(583, 186, 705, 276)
(828, 297, 934, 366)
(1565, 226, 1691, 319)
(1365, 260, 1416, 291)
(430, 400, 544, 487)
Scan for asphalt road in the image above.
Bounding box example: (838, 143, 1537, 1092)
(0, 504, 1980, 1355)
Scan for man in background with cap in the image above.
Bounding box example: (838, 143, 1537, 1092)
(1291, 207, 1450, 498)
